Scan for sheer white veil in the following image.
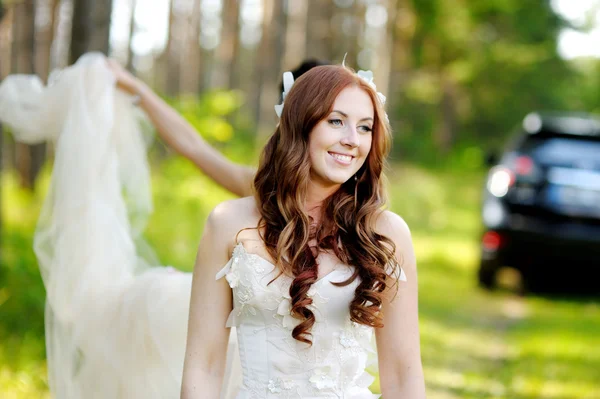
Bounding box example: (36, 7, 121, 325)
(0, 53, 240, 398)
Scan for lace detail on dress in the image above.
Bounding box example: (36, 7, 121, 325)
(215, 244, 381, 398)
(217, 244, 289, 327)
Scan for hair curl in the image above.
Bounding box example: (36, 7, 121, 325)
(253, 65, 400, 345)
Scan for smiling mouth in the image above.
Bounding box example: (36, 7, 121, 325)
(328, 152, 354, 164)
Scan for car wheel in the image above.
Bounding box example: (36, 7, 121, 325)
(478, 259, 499, 289)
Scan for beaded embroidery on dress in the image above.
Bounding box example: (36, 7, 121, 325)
(216, 243, 399, 399)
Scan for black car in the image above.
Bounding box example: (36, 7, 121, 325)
(478, 112, 600, 292)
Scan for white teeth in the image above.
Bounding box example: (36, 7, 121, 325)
(330, 153, 352, 162)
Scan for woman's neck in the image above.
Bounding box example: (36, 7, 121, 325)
(305, 181, 340, 222)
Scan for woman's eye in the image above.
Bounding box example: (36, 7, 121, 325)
(359, 125, 373, 133)
(328, 119, 343, 126)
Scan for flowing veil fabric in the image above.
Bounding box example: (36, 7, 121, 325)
(0, 53, 240, 398)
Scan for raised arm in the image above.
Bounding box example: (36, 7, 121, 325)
(181, 205, 235, 399)
(375, 211, 426, 398)
(107, 59, 255, 197)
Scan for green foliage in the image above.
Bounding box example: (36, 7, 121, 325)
(562, 58, 600, 114)
(144, 157, 236, 269)
(391, 0, 596, 161)
(166, 90, 246, 144)
(0, 173, 49, 397)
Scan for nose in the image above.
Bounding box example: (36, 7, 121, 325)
(340, 126, 359, 148)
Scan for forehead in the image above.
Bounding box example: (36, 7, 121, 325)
(332, 86, 374, 119)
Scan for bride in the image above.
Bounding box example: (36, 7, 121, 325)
(181, 65, 425, 397)
(0, 54, 424, 398)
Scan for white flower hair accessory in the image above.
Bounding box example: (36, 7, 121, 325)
(344, 53, 387, 106)
(274, 71, 295, 118)
(357, 69, 387, 106)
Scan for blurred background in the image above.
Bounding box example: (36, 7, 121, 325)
(1, 0, 599, 398)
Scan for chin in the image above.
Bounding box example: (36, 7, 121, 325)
(327, 173, 355, 185)
(311, 166, 360, 187)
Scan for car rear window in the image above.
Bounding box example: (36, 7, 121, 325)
(517, 136, 600, 167)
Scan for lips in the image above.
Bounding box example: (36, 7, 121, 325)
(328, 151, 354, 165)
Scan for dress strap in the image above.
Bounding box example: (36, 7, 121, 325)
(215, 243, 243, 280)
(399, 267, 407, 282)
(215, 258, 233, 281)
(386, 260, 408, 282)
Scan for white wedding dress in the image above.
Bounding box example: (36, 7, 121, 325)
(0, 53, 400, 398)
(216, 243, 387, 398)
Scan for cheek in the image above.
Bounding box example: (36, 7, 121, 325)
(308, 139, 321, 163)
(360, 136, 373, 158)
(309, 128, 337, 158)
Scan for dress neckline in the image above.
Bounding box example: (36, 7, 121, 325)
(234, 242, 347, 285)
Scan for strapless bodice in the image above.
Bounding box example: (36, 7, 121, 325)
(216, 244, 380, 398)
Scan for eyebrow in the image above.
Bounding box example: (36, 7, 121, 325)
(331, 110, 374, 123)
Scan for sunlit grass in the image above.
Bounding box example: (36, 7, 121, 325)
(0, 331, 50, 399)
(1, 159, 599, 398)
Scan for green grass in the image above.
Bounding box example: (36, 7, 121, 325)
(1, 158, 599, 398)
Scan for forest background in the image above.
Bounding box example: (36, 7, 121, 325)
(1, 0, 599, 398)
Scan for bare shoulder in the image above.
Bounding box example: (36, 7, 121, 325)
(205, 196, 261, 253)
(208, 196, 259, 224)
(374, 210, 416, 269)
(374, 210, 411, 241)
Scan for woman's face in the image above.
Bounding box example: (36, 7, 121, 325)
(308, 86, 374, 188)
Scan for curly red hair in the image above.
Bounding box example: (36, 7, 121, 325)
(253, 65, 399, 345)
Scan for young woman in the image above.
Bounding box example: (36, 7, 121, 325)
(181, 65, 425, 398)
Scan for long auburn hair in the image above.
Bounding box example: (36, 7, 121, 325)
(253, 65, 399, 345)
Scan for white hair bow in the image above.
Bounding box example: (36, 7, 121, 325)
(274, 71, 295, 118)
(357, 69, 387, 106)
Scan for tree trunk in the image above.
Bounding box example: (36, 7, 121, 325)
(254, 0, 288, 138)
(283, 0, 307, 70)
(50, 0, 75, 69)
(347, 1, 366, 68)
(179, 0, 202, 94)
(372, 0, 396, 99)
(0, 4, 12, 78)
(33, 0, 60, 183)
(213, 0, 240, 89)
(273, 0, 287, 78)
(388, 0, 415, 127)
(305, 0, 332, 61)
(164, 0, 181, 96)
(226, 0, 241, 91)
(252, 0, 275, 130)
(0, 5, 11, 254)
(434, 78, 457, 153)
(70, 0, 113, 65)
(13, 0, 35, 73)
(69, 0, 93, 64)
(36, 0, 60, 82)
(89, 0, 113, 54)
(328, 0, 345, 63)
(13, 0, 45, 190)
(126, 0, 138, 72)
(0, 1, 6, 22)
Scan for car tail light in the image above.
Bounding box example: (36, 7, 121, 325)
(482, 231, 503, 251)
(515, 155, 534, 176)
(487, 167, 515, 197)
